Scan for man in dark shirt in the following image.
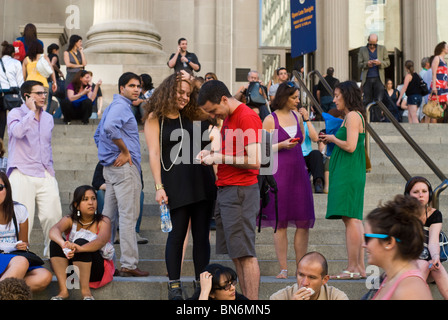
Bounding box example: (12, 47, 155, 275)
(167, 38, 201, 74)
(316, 67, 339, 112)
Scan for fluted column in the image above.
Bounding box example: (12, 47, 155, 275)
(319, 0, 349, 81)
(85, 0, 163, 54)
(403, 0, 437, 64)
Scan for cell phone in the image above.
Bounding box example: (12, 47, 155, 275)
(290, 138, 301, 143)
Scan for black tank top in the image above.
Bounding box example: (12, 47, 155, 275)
(159, 117, 216, 210)
(406, 73, 421, 96)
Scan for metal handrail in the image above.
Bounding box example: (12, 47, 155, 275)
(366, 100, 448, 208)
(294, 69, 447, 208)
(293, 70, 323, 116)
(307, 70, 335, 101)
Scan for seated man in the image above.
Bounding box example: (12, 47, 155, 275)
(270, 252, 349, 300)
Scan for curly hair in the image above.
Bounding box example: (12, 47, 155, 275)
(0, 278, 32, 300)
(142, 73, 210, 123)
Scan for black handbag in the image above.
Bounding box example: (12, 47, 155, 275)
(418, 74, 430, 96)
(8, 212, 44, 267)
(0, 59, 22, 110)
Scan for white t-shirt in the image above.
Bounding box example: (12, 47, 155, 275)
(0, 203, 28, 252)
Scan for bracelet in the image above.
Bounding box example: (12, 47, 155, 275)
(304, 119, 309, 122)
(155, 184, 164, 191)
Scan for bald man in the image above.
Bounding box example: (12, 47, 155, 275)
(270, 252, 349, 300)
(358, 34, 390, 116)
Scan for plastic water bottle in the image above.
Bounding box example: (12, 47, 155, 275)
(160, 200, 172, 233)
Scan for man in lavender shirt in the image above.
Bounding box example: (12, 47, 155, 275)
(7, 81, 62, 257)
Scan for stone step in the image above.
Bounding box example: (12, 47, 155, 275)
(30, 274, 444, 300)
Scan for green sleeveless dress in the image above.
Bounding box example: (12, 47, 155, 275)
(326, 112, 366, 220)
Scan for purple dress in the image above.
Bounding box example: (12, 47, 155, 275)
(261, 112, 315, 229)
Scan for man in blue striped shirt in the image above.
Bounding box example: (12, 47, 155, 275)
(94, 72, 148, 277)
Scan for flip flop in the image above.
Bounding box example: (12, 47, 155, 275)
(276, 270, 288, 279)
(330, 270, 364, 280)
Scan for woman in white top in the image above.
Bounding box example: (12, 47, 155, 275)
(0, 171, 52, 292)
(0, 41, 24, 139)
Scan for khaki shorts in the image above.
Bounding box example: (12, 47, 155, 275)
(214, 183, 260, 259)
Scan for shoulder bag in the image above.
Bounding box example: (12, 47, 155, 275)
(423, 94, 444, 119)
(0, 59, 22, 110)
(36, 55, 53, 78)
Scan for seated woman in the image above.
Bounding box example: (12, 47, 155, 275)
(405, 176, 448, 299)
(61, 70, 102, 125)
(188, 264, 248, 300)
(0, 171, 52, 293)
(49, 185, 114, 300)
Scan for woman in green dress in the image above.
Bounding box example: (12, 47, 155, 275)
(319, 81, 366, 280)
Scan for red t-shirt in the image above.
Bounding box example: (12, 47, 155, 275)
(216, 104, 262, 187)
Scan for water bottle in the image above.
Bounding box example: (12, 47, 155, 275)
(160, 200, 172, 233)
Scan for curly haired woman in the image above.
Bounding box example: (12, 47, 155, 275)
(143, 72, 218, 300)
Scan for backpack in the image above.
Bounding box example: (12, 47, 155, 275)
(13, 40, 26, 62)
(246, 82, 267, 107)
(257, 129, 278, 233)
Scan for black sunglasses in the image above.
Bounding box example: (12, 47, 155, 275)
(368, 43, 378, 48)
(0, 184, 6, 191)
(214, 279, 237, 291)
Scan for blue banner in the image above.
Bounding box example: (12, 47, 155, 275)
(290, 0, 317, 57)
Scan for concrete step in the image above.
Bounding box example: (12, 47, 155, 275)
(30, 274, 444, 300)
(4, 121, 448, 300)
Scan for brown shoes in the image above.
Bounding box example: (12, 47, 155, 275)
(118, 267, 149, 277)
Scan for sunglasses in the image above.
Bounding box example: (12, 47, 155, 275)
(205, 77, 214, 80)
(364, 233, 401, 244)
(0, 184, 6, 191)
(214, 279, 237, 291)
(368, 43, 378, 48)
(286, 81, 296, 88)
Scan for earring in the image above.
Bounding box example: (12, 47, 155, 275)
(77, 210, 81, 217)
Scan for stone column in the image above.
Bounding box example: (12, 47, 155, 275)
(84, 0, 163, 54)
(403, 0, 437, 64)
(319, 0, 349, 81)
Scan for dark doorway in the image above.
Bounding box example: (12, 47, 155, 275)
(349, 47, 402, 87)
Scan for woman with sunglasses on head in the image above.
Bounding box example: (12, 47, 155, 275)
(260, 81, 315, 279)
(49, 185, 114, 300)
(320, 81, 366, 280)
(0, 172, 52, 293)
(404, 176, 448, 299)
(364, 195, 432, 300)
(188, 264, 248, 300)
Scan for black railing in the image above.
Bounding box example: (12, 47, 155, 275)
(366, 101, 448, 209)
(293, 70, 447, 209)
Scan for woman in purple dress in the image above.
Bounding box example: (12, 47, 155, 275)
(261, 82, 315, 279)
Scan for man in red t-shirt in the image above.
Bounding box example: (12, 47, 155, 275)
(197, 80, 262, 300)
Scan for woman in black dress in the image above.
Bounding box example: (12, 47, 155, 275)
(143, 72, 217, 300)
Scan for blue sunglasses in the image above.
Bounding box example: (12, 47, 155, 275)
(364, 233, 401, 244)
